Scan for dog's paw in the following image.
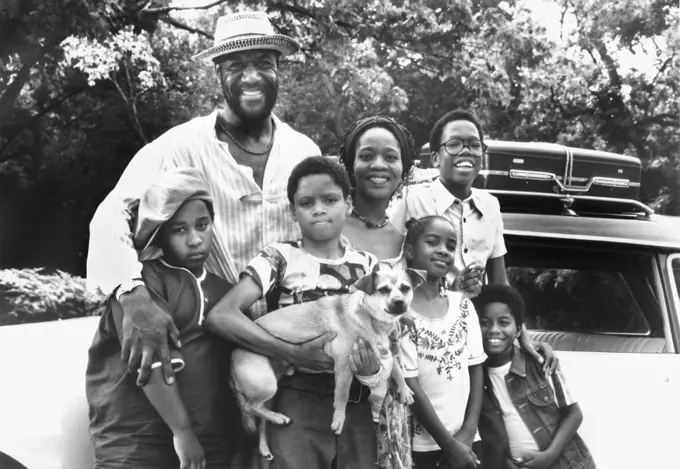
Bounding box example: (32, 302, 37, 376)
(331, 412, 346, 435)
(271, 414, 291, 426)
(259, 448, 274, 461)
(398, 385, 414, 405)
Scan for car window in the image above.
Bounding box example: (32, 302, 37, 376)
(505, 238, 668, 353)
(507, 266, 650, 334)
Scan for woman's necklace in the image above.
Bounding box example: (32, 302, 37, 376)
(351, 208, 389, 229)
(216, 114, 275, 156)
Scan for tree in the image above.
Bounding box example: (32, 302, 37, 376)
(0, 0, 137, 126)
(1, 0, 678, 278)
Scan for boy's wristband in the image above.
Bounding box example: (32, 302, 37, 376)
(115, 278, 145, 302)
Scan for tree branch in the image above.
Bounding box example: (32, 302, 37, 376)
(651, 56, 673, 86)
(0, 86, 88, 162)
(559, 1, 569, 42)
(0, 43, 51, 128)
(549, 86, 593, 118)
(591, 37, 621, 88)
(160, 15, 214, 39)
(270, 1, 319, 21)
(635, 113, 679, 127)
(146, 0, 230, 14)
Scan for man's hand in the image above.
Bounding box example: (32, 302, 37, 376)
(516, 450, 555, 469)
(349, 338, 381, 377)
(441, 437, 478, 469)
(119, 286, 180, 386)
(518, 327, 559, 374)
(286, 332, 336, 372)
(456, 263, 485, 299)
(173, 428, 206, 469)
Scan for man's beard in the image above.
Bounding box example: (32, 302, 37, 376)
(224, 80, 278, 128)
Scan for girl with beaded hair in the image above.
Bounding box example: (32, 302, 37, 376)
(338, 115, 418, 469)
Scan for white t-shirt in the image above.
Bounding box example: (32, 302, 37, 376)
(402, 291, 487, 452)
(487, 362, 577, 459)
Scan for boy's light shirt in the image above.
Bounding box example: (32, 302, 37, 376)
(388, 179, 507, 272)
(86, 110, 321, 319)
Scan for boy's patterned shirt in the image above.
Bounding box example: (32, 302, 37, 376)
(244, 239, 377, 312)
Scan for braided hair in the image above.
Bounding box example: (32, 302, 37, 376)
(338, 115, 417, 196)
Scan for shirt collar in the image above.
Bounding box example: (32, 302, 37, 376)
(159, 258, 207, 282)
(509, 345, 527, 378)
(210, 109, 281, 136)
(430, 178, 487, 216)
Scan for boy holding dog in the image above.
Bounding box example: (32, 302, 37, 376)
(204, 156, 389, 469)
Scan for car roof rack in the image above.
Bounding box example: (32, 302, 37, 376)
(490, 190, 654, 220)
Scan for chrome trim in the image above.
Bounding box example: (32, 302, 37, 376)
(591, 176, 630, 188)
(487, 189, 654, 216)
(504, 170, 639, 197)
(509, 169, 555, 181)
(504, 229, 680, 250)
(658, 255, 677, 353)
(667, 254, 680, 352)
(479, 169, 509, 177)
(565, 145, 573, 187)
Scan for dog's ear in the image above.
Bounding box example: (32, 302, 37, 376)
(406, 268, 427, 290)
(350, 271, 375, 294)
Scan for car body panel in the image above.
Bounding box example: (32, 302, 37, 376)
(2, 316, 679, 468)
(0, 317, 96, 469)
(2, 161, 679, 467)
(504, 212, 680, 250)
(546, 351, 680, 469)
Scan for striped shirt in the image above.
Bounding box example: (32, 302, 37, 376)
(86, 110, 321, 318)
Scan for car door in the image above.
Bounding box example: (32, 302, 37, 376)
(0, 317, 98, 469)
(505, 237, 680, 469)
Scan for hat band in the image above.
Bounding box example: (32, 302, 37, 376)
(215, 32, 267, 46)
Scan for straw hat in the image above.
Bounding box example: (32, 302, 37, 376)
(192, 11, 300, 63)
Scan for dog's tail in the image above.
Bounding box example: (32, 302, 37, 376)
(229, 374, 258, 435)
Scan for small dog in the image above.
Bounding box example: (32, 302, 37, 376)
(230, 262, 426, 460)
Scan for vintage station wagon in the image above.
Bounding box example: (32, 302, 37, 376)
(1, 142, 679, 468)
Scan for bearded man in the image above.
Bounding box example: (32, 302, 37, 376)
(87, 11, 334, 395)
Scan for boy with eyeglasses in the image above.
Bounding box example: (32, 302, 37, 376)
(390, 109, 505, 293)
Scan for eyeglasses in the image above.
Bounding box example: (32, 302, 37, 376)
(436, 138, 487, 156)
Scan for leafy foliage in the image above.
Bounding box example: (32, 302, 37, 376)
(0, 0, 678, 282)
(0, 268, 105, 325)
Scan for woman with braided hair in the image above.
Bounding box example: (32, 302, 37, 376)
(338, 115, 416, 268)
(337, 116, 421, 469)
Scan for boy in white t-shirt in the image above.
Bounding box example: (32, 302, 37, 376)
(474, 285, 595, 469)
